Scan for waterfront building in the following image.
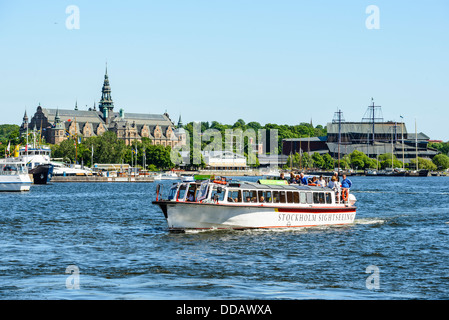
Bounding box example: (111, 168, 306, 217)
(282, 104, 438, 164)
(21, 66, 184, 147)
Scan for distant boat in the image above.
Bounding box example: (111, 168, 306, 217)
(154, 171, 180, 180)
(0, 162, 32, 192)
(51, 161, 94, 176)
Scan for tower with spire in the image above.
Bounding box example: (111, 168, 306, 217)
(99, 63, 114, 122)
(50, 109, 66, 144)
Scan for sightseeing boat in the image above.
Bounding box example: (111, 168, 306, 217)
(0, 162, 32, 192)
(152, 176, 357, 232)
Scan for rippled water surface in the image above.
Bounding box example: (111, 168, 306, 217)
(1, 176, 449, 299)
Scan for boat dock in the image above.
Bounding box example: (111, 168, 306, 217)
(51, 175, 155, 183)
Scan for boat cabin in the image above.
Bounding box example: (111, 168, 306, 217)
(164, 179, 346, 206)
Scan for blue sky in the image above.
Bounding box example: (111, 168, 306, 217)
(0, 1, 448, 139)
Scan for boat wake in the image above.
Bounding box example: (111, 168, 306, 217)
(354, 218, 385, 225)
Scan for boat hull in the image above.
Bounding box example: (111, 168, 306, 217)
(0, 175, 32, 192)
(29, 164, 54, 184)
(153, 201, 356, 231)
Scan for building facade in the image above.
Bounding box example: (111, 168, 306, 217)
(20, 66, 185, 147)
(282, 112, 438, 164)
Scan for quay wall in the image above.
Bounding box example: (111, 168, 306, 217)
(51, 176, 155, 183)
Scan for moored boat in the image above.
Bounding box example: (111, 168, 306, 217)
(152, 176, 357, 232)
(154, 171, 180, 180)
(0, 144, 54, 184)
(0, 162, 32, 192)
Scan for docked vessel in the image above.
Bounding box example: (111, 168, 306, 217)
(1, 145, 54, 184)
(152, 176, 357, 232)
(51, 161, 93, 176)
(154, 171, 180, 180)
(0, 162, 32, 192)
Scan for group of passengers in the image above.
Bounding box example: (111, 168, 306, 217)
(280, 172, 352, 191)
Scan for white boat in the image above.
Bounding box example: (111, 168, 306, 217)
(152, 177, 357, 232)
(0, 145, 54, 184)
(154, 171, 180, 180)
(0, 162, 32, 192)
(51, 161, 94, 176)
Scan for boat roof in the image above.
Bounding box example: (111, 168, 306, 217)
(229, 180, 331, 192)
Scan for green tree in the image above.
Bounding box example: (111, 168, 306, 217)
(409, 157, 437, 170)
(322, 153, 334, 170)
(378, 153, 403, 169)
(312, 152, 324, 169)
(432, 154, 449, 170)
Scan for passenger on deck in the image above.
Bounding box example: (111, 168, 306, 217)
(294, 175, 301, 184)
(317, 175, 326, 187)
(341, 174, 352, 189)
(299, 173, 308, 185)
(187, 192, 195, 201)
(308, 176, 318, 186)
(259, 196, 265, 203)
(341, 174, 352, 201)
(289, 172, 296, 184)
(328, 175, 338, 189)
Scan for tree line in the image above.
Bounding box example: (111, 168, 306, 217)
(287, 149, 449, 171)
(2, 122, 449, 171)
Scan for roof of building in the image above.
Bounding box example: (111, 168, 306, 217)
(327, 122, 408, 135)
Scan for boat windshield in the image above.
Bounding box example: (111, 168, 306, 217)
(167, 185, 178, 200)
(0, 163, 27, 175)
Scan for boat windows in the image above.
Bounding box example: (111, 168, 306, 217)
(168, 185, 178, 200)
(243, 190, 258, 203)
(258, 190, 272, 203)
(293, 191, 300, 204)
(272, 191, 286, 203)
(227, 189, 242, 203)
(177, 184, 187, 201)
(313, 192, 326, 204)
(300, 192, 307, 204)
(280, 191, 286, 203)
(287, 191, 300, 204)
(306, 192, 313, 204)
(211, 187, 225, 202)
(325, 192, 332, 204)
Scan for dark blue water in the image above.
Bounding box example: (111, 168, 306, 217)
(1, 176, 449, 299)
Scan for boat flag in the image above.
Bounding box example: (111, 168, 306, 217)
(6, 141, 10, 153)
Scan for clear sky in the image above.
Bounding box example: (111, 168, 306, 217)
(0, 1, 448, 139)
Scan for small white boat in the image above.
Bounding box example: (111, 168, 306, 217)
(152, 177, 357, 232)
(0, 162, 32, 192)
(154, 171, 180, 180)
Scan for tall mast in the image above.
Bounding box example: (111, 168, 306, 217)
(400, 116, 405, 170)
(362, 98, 383, 158)
(415, 118, 418, 170)
(332, 109, 345, 172)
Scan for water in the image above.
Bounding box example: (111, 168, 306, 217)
(1, 176, 449, 300)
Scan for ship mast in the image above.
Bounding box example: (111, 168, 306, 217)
(332, 109, 345, 172)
